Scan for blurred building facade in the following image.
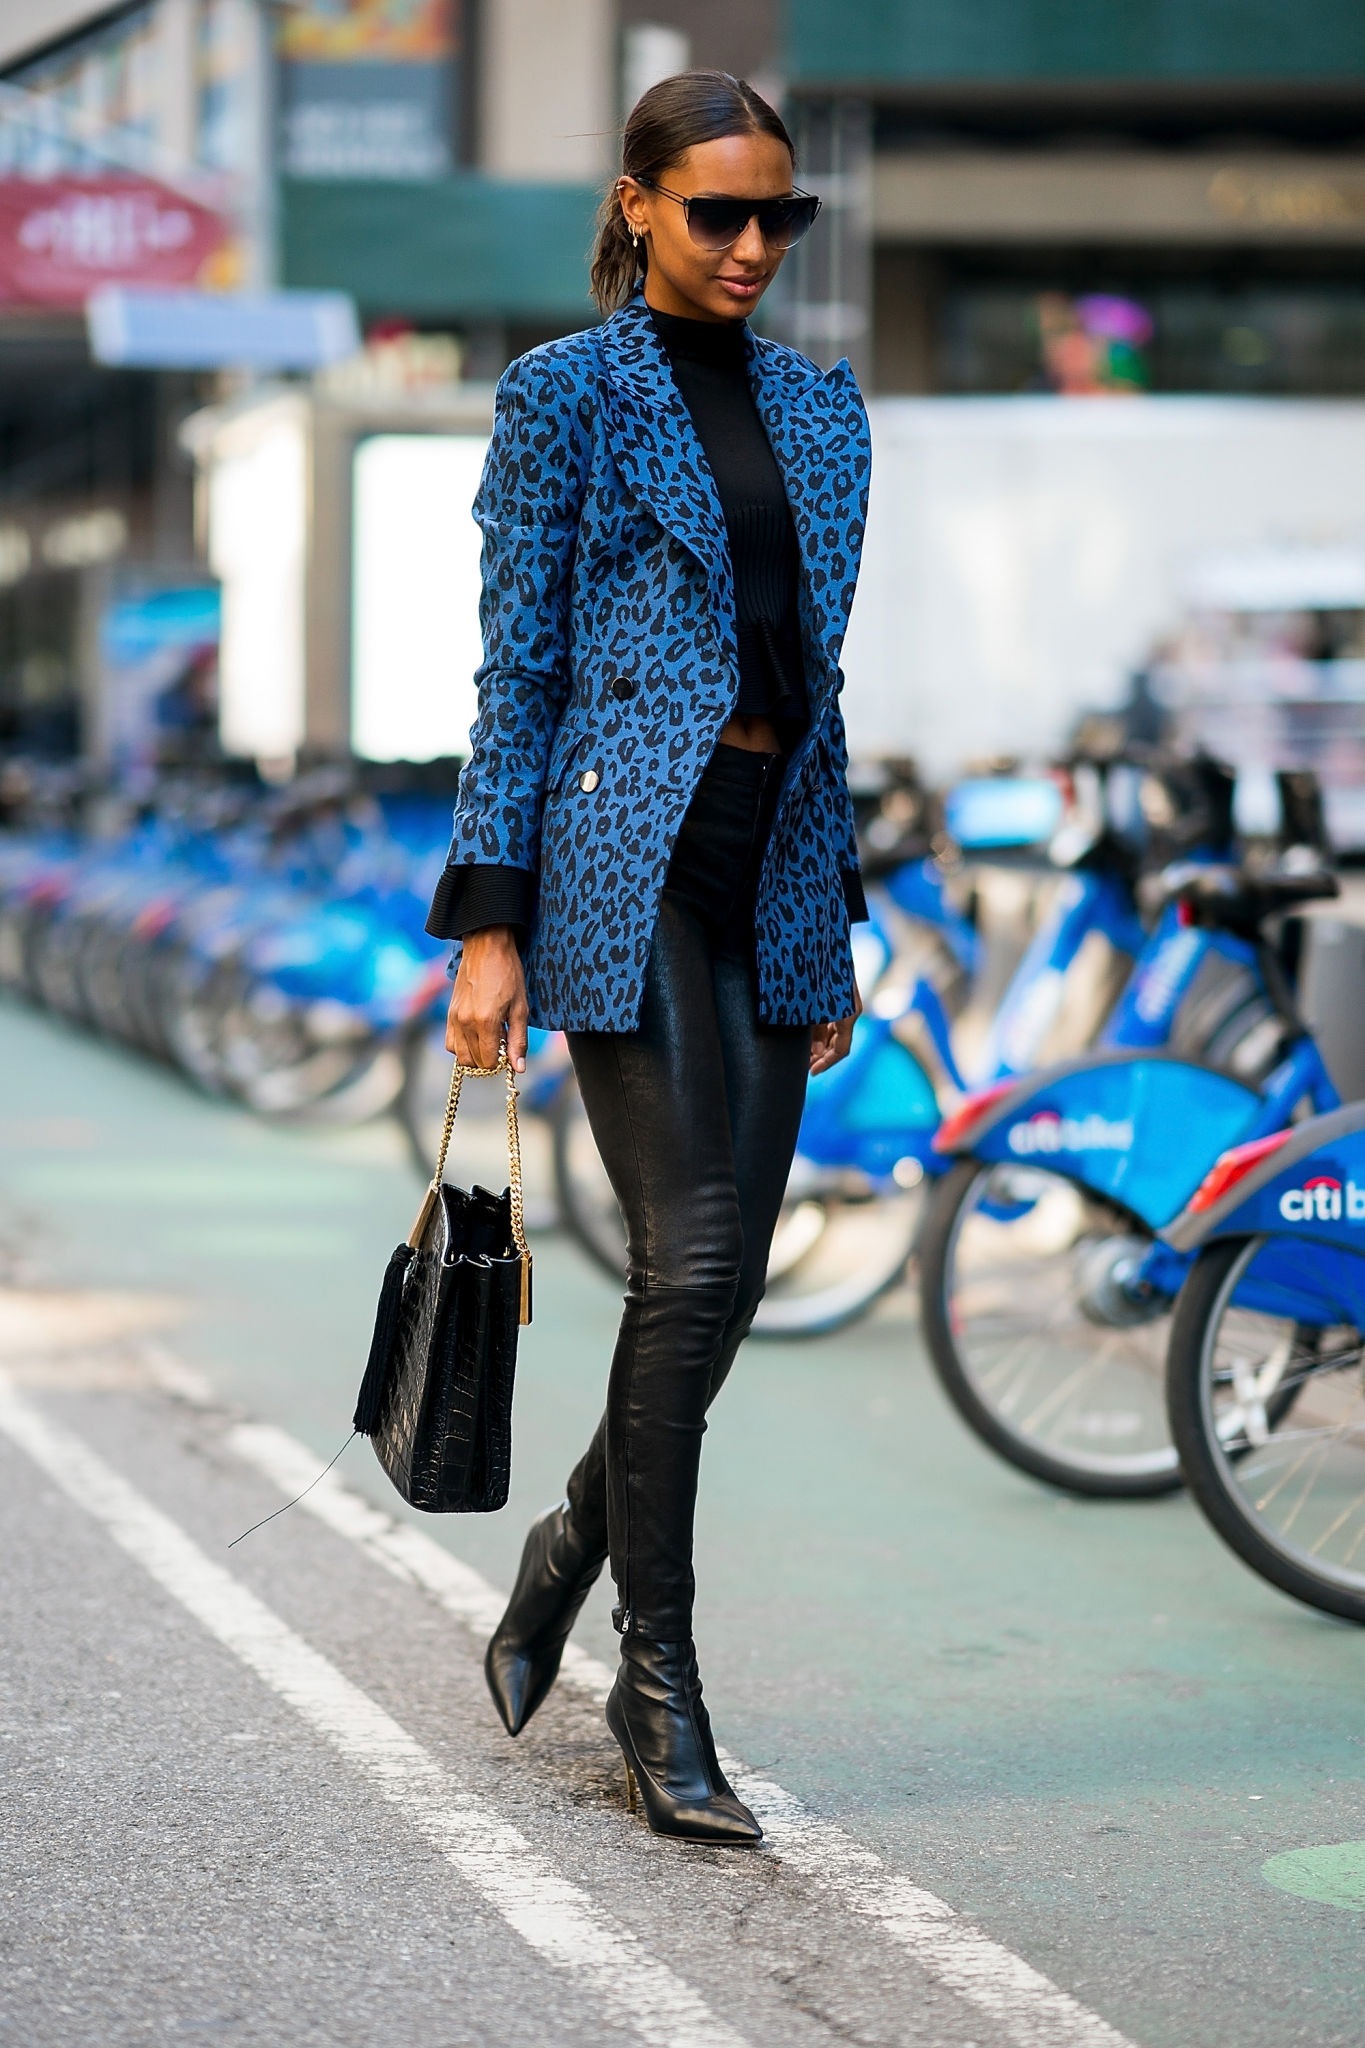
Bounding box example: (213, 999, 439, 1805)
(0, 1, 249, 759)
(1, 0, 1364, 766)
(784, 0, 1365, 398)
(2, 4, 1361, 394)
(280, 0, 1365, 397)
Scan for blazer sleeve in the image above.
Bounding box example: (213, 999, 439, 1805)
(426, 351, 589, 938)
(826, 696, 869, 923)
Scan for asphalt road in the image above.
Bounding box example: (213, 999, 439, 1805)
(1, 996, 1363, 2048)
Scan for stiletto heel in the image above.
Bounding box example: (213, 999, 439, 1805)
(485, 1502, 607, 1736)
(624, 1759, 640, 1814)
(605, 1636, 762, 1845)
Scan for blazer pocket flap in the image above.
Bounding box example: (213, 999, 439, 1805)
(546, 726, 594, 795)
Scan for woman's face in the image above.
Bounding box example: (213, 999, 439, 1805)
(620, 131, 797, 324)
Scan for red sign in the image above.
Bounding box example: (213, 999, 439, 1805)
(0, 178, 229, 307)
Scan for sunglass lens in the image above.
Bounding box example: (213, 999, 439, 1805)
(761, 195, 820, 249)
(685, 199, 755, 251)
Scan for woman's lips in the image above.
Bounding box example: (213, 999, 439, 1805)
(717, 276, 765, 299)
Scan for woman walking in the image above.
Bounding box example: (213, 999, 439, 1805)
(427, 71, 871, 1844)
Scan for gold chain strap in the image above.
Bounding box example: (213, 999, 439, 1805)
(409, 1053, 532, 1323)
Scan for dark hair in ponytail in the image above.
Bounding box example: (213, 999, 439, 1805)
(590, 71, 795, 315)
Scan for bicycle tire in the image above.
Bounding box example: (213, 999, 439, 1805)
(29, 910, 90, 1022)
(1166, 1235, 1365, 1625)
(119, 932, 177, 1062)
(215, 971, 398, 1120)
(918, 1157, 1184, 1498)
(78, 919, 141, 1046)
(159, 952, 240, 1095)
(749, 1187, 920, 1337)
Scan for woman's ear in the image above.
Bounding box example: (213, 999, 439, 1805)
(618, 177, 648, 237)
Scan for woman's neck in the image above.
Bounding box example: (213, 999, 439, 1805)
(648, 302, 748, 368)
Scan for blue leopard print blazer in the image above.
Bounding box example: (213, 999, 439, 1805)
(430, 294, 872, 1033)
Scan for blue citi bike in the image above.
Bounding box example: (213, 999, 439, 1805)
(920, 859, 1342, 1499)
(1162, 1099, 1365, 1624)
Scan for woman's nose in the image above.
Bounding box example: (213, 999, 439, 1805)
(732, 216, 767, 266)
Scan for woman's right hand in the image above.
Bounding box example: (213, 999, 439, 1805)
(446, 926, 529, 1072)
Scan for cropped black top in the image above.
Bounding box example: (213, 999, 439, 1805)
(648, 307, 807, 734)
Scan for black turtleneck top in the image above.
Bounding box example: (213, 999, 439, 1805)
(647, 307, 807, 734)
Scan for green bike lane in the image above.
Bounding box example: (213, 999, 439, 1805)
(2, 996, 1361, 2048)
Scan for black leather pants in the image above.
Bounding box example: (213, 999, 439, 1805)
(562, 746, 811, 1639)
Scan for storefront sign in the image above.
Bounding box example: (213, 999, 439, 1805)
(278, 0, 461, 180)
(88, 286, 360, 371)
(0, 178, 228, 306)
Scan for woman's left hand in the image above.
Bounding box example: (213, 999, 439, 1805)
(810, 982, 862, 1076)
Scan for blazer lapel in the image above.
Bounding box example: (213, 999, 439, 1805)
(596, 300, 872, 711)
(596, 298, 731, 587)
(746, 336, 871, 704)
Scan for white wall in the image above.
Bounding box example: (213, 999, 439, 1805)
(351, 434, 488, 763)
(208, 397, 308, 765)
(842, 398, 1365, 774)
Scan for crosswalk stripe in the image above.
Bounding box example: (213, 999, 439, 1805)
(228, 1422, 1140, 2048)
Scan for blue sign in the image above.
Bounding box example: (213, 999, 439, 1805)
(102, 585, 221, 663)
(87, 286, 360, 370)
(945, 776, 1063, 850)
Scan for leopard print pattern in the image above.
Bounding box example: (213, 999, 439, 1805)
(440, 295, 872, 1033)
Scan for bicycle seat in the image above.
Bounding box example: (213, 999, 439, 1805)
(1157, 861, 1339, 935)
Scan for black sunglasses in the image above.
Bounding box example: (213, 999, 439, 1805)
(632, 178, 821, 253)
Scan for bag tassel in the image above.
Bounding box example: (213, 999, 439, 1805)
(353, 1241, 415, 1435)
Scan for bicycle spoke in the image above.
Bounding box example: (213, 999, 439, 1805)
(938, 1163, 1176, 1484)
(1195, 1251, 1365, 1598)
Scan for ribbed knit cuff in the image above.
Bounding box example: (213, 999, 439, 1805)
(425, 864, 536, 940)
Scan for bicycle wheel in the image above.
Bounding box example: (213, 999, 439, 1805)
(751, 1178, 921, 1337)
(919, 1157, 1182, 1496)
(1167, 1235, 1365, 1624)
(157, 949, 238, 1094)
(79, 919, 142, 1046)
(216, 971, 401, 1120)
(29, 910, 90, 1021)
(119, 931, 177, 1062)
(550, 1070, 920, 1336)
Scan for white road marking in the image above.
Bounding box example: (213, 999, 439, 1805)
(0, 1382, 749, 2048)
(229, 1423, 1139, 2048)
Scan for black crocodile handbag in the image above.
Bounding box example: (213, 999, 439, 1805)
(352, 1055, 532, 1513)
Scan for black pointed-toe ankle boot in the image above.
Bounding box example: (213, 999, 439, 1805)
(485, 1503, 608, 1736)
(605, 1635, 762, 1845)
